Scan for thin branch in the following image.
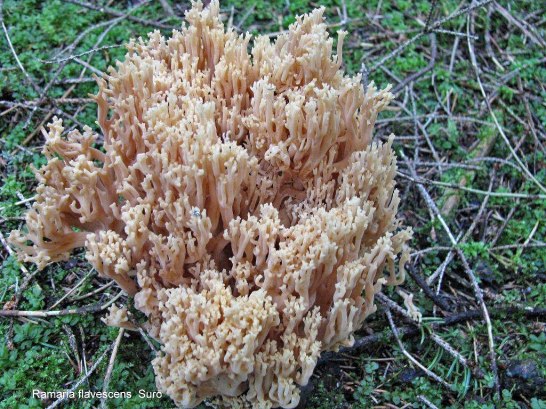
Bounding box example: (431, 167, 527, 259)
(418, 395, 441, 409)
(0, 291, 123, 318)
(407, 266, 451, 311)
(46, 343, 114, 409)
(1, 22, 41, 95)
(393, 33, 437, 94)
(100, 328, 125, 409)
(158, 0, 176, 18)
(41, 44, 124, 65)
(386, 309, 454, 390)
(370, 0, 493, 71)
(316, 306, 546, 365)
(466, 8, 546, 195)
(489, 242, 546, 251)
(433, 28, 478, 39)
(47, 271, 93, 310)
(397, 170, 546, 200)
(63, 0, 176, 30)
(73, 58, 104, 77)
(401, 151, 501, 398)
(493, 2, 545, 48)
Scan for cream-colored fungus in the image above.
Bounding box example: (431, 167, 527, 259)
(10, 2, 412, 407)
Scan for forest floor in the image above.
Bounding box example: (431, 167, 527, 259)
(0, 1, 545, 408)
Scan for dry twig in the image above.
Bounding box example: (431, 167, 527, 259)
(100, 328, 125, 409)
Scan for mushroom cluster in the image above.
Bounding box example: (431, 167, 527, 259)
(10, 2, 412, 407)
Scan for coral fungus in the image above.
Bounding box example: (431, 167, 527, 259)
(10, 1, 412, 407)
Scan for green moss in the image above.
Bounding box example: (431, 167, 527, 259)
(1, 0, 545, 407)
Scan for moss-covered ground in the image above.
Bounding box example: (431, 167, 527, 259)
(1, 1, 545, 408)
